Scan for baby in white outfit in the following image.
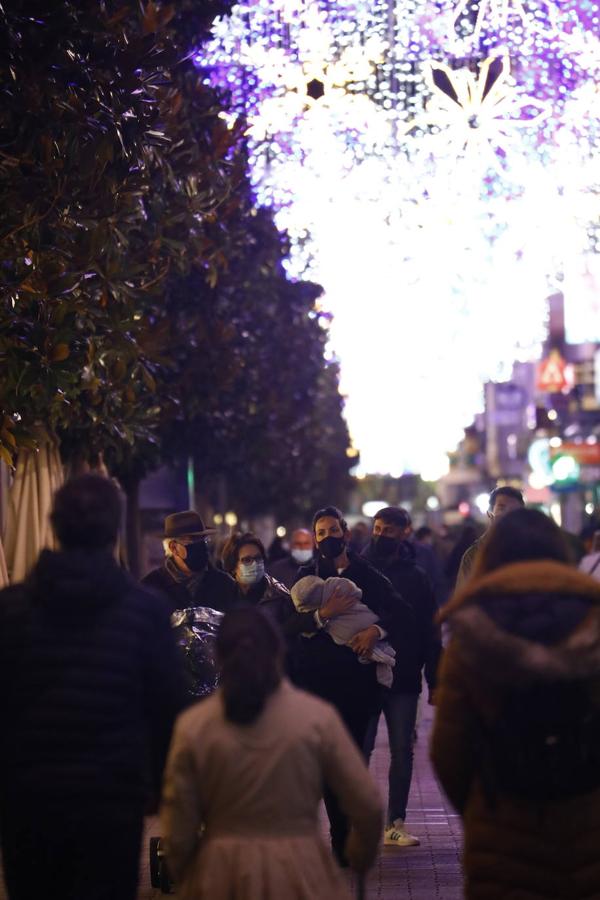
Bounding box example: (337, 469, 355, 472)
(291, 575, 396, 688)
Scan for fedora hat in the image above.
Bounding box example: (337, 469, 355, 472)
(163, 510, 216, 540)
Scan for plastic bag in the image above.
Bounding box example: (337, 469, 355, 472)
(171, 606, 224, 700)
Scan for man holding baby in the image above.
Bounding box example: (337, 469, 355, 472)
(289, 506, 414, 868)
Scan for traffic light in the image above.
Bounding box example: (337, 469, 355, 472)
(550, 453, 580, 491)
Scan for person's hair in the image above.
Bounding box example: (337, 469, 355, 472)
(488, 485, 525, 510)
(374, 506, 411, 529)
(311, 506, 348, 534)
(51, 474, 120, 550)
(221, 532, 266, 574)
(472, 508, 571, 578)
(415, 526, 433, 541)
(216, 608, 283, 724)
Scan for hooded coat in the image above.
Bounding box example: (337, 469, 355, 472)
(431, 561, 600, 900)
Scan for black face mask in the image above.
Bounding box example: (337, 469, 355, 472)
(372, 535, 398, 559)
(184, 540, 209, 572)
(317, 535, 346, 560)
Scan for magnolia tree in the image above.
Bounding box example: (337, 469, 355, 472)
(0, 1, 353, 567)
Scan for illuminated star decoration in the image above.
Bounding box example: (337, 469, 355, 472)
(451, 0, 529, 40)
(405, 54, 549, 178)
(201, 0, 600, 477)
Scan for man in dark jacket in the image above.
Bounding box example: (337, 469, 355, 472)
(290, 505, 411, 865)
(363, 506, 442, 848)
(0, 474, 187, 900)
(142, 510, 238, 614)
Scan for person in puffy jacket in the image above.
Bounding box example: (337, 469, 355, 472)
(432, 507, 600, 900)
(0, 474, 187, 900)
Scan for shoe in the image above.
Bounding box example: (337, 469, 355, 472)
(384, 820, 420, 847)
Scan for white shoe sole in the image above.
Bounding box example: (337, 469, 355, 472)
(384, 834, 420, 847)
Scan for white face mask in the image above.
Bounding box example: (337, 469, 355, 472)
(291, 547, 313, 564)
(238, 560, 265, 585)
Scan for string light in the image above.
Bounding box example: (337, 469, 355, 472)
(200, 0, 600, 477)
(451, 0, 529, 42)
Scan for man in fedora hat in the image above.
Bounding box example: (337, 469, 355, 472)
(142, 511, 238, 615)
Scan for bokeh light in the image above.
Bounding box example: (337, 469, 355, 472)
(200, 0, 600, 476)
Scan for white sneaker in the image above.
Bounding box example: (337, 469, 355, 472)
(384, 820, 420, 847)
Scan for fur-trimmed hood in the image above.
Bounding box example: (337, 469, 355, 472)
(439, 561, 600, 687)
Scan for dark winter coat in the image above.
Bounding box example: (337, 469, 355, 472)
(268, 554, 304, 589)
(0, 548, 188, 818)
(431, 561, 600, 900)
(413, 541, 448, 606)
(364, 541, 441, 695)
(233, 573, 295, 631)
(142, 561, 238, 615)
(289, 551, 401, 717)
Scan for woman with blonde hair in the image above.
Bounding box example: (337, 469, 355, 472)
(161, 607, 382, 899)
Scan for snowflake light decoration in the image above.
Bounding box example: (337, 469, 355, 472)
(404, 55, 549, 178)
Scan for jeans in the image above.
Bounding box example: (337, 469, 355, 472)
(364, 691, 419, 825)
(323, 701, 373, 865)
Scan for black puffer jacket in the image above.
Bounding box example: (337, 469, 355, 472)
(0, 549, 187, 813)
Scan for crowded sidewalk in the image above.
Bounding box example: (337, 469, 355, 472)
(137, 703, 463, 900)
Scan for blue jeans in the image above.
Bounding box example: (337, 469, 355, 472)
(364, 692, 419, 825)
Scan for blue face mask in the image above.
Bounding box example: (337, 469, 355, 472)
(238, 560, 265, 585)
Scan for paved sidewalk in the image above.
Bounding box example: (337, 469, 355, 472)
(0, 704, 463, 898)
(137, 702, 464, 899)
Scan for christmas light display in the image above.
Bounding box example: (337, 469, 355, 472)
(404, 54, 550, 176)
(201, 0, 600, 477)
(451, 0, 528, 41)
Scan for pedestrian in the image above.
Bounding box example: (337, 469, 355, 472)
(348, 520, 370, 554)
(221, 531, 295, 631)
(290, 505, 399, 865)
(0, 474, 187, 900)
(363, 506, 441, 847)
(445, 521, 481, 591)
(455, 486, 524, 588)
(266, 533, 288, 563)
(432, 508, 600, 900)
(142, 510, 238, 614)
(268, 527, 314, 588)
(160, 607, 383, 900)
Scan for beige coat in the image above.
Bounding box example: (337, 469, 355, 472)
(161, 679, 382, 900)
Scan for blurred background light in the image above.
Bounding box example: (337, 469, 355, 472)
(201, 0, 600, 477)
